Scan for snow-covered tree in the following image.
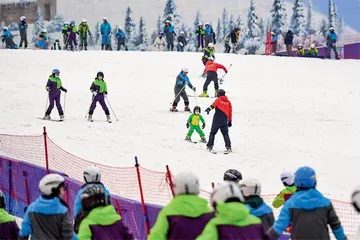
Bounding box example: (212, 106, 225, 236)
(270, 0, 287, 34)
(328, 0, 336, 28)
(151, 15, 162, 43)
(236, 15, 246, 48)
(134, 17, 149, 51)
(163, 0, 181, 29)
(319, 18, 328, 38)
(229, 14, 235, 31)
(245, 0, 261, 54)
(94, 22, 100, 45)
(290, 0, 305, 36)
(124, 6, 136, 50)
(332, 1, 338, 30)
(215, 17, 222, 43)
(193, 11, 202, 30)
(258, 18, 265, 39)
(221, 8, 229, 38)
(305, 0, 316, 36)
(1, 21, 5, 29)
(47, 14, 65, 33)
(32, 6, 45, 43)
(338, 17, 344, 35)
(8, 22, 18, 31)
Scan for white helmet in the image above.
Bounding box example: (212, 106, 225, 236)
(207, 43, 214, 48)
(240, 179, 261, 197)
(103, 17, 107, 21)
(118, 26, 123, 30)
(310, 43, 315, 48)
(20, 16, 26, 21)
(173, 171, 200, 195)
(42, 29, 47, 33)
(180, 31, 185, 35)
(181, 68, 189, 73)
(165, 20, 171, 24)
(3, 27, 8, 31)
(205, 23, 210, 26)
(82, 18, 87, 23)
(64, 21, 68, 25)
(329, 27, 334, 31)
(281, 170, 295, 185)
(211, 182, 244, 206)
(83, 165, 101, 183)
(198, 22, 203, 26)
(39, 174, 65, 195)
(352, 186, 360, 212)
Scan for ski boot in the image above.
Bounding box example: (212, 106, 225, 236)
(224, 147, 232, 154)
(185, 136, 192, 142)
(206, 145, 213, 151)
(88, 114, 93, 122)
(170, 106, 178, 112)
(184, 106, 191, 112)
(106, 115, 112, 123)
(44, 115, 51, 120)
(59, 115, 64, 121)
(200, 137, 207, 143)
(199, 91, 209, 97)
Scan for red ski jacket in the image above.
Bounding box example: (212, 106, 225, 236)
(211, 96, 232, 121)
(205, 61, 227, 73)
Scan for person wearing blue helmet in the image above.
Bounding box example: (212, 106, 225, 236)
(268, 166, 347, 240)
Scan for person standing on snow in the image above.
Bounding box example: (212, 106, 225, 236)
(148, 171, 214, 240)
(100, 17, 112, 50)
(170, 68, 196, 112)
(163, 20, 176, 51)
(19, 174, 74, 240)
(272, 170, 297, 208)
(67, 20, 78, 51)
(44, 69, 67, 121)
(115, 26, 126, 51)
(268, 166, 347, 240)
(204, 23, 214, 47)
(177, 31, 187, 52)
(284, 30, 294, 56)
(153, 32, 166, 51)
(78, 19, 91, 50)
(0, 190, 19, 239)
(327, 27, 340, 59)
(195, 23, 205, 51)
(199, 57, 227, 98)
(88, 71, 111, 122)
(205, 89, 232, 153)
(62, 22, 69, 49)
(185, 106, 207, 143)
(19, 16, 28, 48)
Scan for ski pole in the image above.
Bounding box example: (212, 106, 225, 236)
(105, 96, 118, 121)
(44, 95, 49, 114)
(63, 92, 67, 114)
(220, 64, 232, 84)
(170, 84, 187, 105)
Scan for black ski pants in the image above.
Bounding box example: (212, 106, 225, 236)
(207, 121, 231, 148)
(203, 71, 219, 92)
(172, 86, 189, 107)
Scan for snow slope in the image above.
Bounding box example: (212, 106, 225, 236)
(0, 50, 359, 201)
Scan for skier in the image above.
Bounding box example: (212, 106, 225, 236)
(67, 20, 78, 51)
(204, 23, 214, 47)
(271, 31, 278, 54)
(100, 17, 112, 50)
(44, 69, 67, 121)
(202, 43, 215, 66)
(268, 166, 347, 240)
(177, 31, 187, 52)
(272, 170, 296, 208)
(115, 26, 126, 51)
(19, 174, 74, 240)
(296, 44, 305, 57)
(19, 16, 28, 48)
(199, 58, 227, 97)
(148, 171, 214, 240)
(327, 27, 340, 59)
(170, 68, 196, 112)
(88, 71, 111, 122)
(185, 106, 207, 143)
(241, 179, 275, 230)
(153, 32, 166, 51)
(195, 22, 205, 51)
(163, 20, 176, 51)
(306, 44, 319, 58)
(284, 30, 294, 56)
(62, 22, 69, 49)
(0, 190, 19, 239)
(1, 27, 15, 49)
(352, 186, 360, 239)
(76, 185, 134, 239)
(223, 169, 242, 184)
(73, 165, 111, 218)
(229, 28, 240, 53)
(205, 89, 232, 153)
(36, 29, 48, 50)
(197, 182, 268, 239)
(78, 19, 91, 50)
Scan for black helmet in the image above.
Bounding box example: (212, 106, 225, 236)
(193, 106, 201, 113)
(97, 71, 104, 78)
(224, 169, 242, 183)
(217, 89, 226, 97)
(80, 185, 109, 211)
(0, 190, 5, 209)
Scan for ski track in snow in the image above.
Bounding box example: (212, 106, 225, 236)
(0, 50, 359, 201)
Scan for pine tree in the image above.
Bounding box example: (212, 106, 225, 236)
(245, 0, 261, 54)
(221, 8, 229, 38)
(319, 18, 328, 38)
(236, 15, 246, 48)
(47, 14, 65, 33)
(32, 6, 45, 43)
(259, 18, 265, 39)
(337, 17, 344, 35)
(124, 6, 136, 50)
(328, 0, 335, 28)
(332, 1, 338, 31)
(290, 0, 305, 36)
(228, 14, 234, 31)
(163, 0, 181, 29)
(151, 15, 162, 43)
(305, 0, 316, 36)
(193, 11, 201, 30)
(270, 0, 287, 34)
(94, 22, 100, 45)
(134, 17, 149, 51)
(215, 17, 222, 43)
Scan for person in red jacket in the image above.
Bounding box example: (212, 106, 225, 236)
(199, 58, 227, 98)
(205, 89, 232, 153)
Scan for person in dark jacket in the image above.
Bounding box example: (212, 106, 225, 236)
(163, 20, 176, 51)
(88, 71, 111, 122)
(195, 23, 205, 51)
(327, 27, 340, 59)
(268, 166, 347, 240)
(177, 31, 187, 52)
(44, 69, 67, 121)
(76, 185, 134, 239)
(171, 68, 196, 112)
(230, 28, 240, 53)
(115, 26, 127, 51)
(148, 171, 214, 240)
(284, 30, 293, 56)
(205, 89, 232, 153)
(67, 20, 78, 51)
(0, 190, 19, 240)
(204, 23, 214, 47)
(19, 174, 74, 240)
(241, 178, 275, 230)
(19, 16, 28, 48)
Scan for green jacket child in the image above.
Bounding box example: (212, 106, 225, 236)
(185, 106, 206, 143)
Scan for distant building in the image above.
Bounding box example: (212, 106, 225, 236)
(0, 0, 56, 24)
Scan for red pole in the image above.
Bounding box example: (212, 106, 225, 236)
(211, 182, 215, 190)
(43, 127, 49, 174)
(135, 156, 150, 235)
(115, 199, 122, 217)
(166, 165, 175, 197)
(23, 171, 30, 205)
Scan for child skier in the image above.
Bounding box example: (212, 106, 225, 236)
(153, 32, 166, 51)
(201, 43, 216, 78)
(88, 72, 111, 122)
(68, 20, 78, 51)
(272, 170, 297, 208)
(171, 68, 196, 112)
(78, 19, 91, 50)
(306, 44, 319, 58)
(185, 106, 206, 143)
(44, 69, 67, 121)
(200, 58, 227, 97)
(0, 190, 19, 239)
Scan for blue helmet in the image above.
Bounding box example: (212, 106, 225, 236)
(295, 166, 316, 188)
(52, 69, 60, 74)
(70, 20, 75, 25)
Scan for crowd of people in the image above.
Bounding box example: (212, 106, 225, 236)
(0, 165, 359, 239)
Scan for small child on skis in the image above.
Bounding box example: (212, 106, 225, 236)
(88, 71, 111, 123)
(171, 68, 196, 112)
(185, 106, 206, 143)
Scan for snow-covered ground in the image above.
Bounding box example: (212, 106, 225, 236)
(0, 50, 359, 202)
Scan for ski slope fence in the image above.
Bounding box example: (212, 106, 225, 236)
(0, 127, 359, 239)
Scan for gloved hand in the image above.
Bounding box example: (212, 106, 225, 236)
(228, 121, 232, 127)
(186, 122, 190, 129)
(202, 123, 205, 129)
(46, 86, 50, 92)
(63, 88, 68, 93)
(92, 91, 97, 96)
(225, 70, 228, 73)
(205, 107, 211, 115)
(192, 87, 196, 92)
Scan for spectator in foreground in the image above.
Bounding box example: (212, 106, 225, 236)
(0, 190, 19, 239)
